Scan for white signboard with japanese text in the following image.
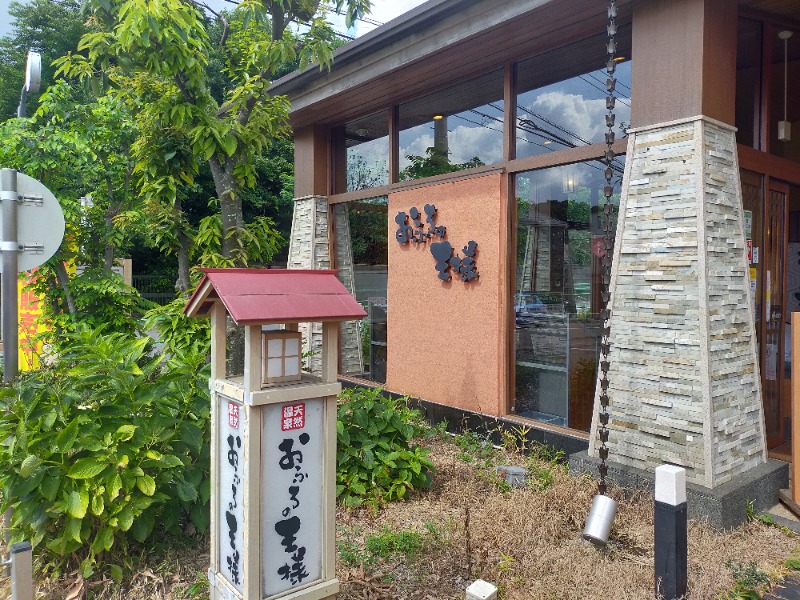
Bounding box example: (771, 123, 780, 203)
(261, 399, 324, 598)
(218, 396, 245, 595)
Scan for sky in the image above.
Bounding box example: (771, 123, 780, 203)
(0, 0, 429, 38)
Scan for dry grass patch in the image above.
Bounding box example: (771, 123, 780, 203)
(7, 432, 800, 599)
(336, 435, 800, 600)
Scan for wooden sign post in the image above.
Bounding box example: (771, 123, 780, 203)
(185, 269, 366, 600)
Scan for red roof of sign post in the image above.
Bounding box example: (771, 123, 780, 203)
(184, 269, 367, 325)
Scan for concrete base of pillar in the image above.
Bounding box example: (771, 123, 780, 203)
(569, 451, 788, 530)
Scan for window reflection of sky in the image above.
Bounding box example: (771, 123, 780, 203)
(343, 61, 631, 191)
(346, 137, 389, 191)
(398, 102, 505, 172)
(516, 61, 632, 159)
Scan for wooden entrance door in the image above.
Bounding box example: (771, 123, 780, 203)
(742, 172, 789, 449)
(763, 181, 788, 448)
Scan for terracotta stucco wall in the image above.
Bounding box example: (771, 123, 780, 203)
(386, 173, 507, 415)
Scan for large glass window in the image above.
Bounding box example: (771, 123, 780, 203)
(332, 198, 389, 382)
(514, 159, 623, 431)
(398, 70, 504, 180)
(516, 46, 632, 159)
(736, 18, 763, 149)
(333, 112, 389, 193)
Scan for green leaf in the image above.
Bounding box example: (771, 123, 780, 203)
(68, 458, 107, 479)
(101, 526, 115, 551)
(175, 479, 198, 502)
(41, 410, 58, 431)
(180, 422, 203, 453)
(136, 475, 156, 497)
(41, 473, 62, 501)
(108, 473, 123, 501)
(109, 564, 123, 583)
(114, 425, 137, 442)
(66, 517, 82, 543)
(159, 454, 184, 468)
(221, 134, 237, 156)
(117, 507, 134, 532)
(190, 502, 210, 533)
(20, 455, 42, 478)
(67, 491, 87, 519)
(91, 492, 105, 516)
(130, 510, 155, 542)
(56, 419, 80, 452)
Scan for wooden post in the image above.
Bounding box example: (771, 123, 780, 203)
(792, 314, 800, 501)
(654, 465, 688, 600)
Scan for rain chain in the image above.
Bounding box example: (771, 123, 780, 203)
(597, 0, 617, 497)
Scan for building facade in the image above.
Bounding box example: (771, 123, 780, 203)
(270, 0, 800, 491)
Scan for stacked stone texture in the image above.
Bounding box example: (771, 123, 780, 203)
(590, 118, 765, 488)
(332, 204, 365, 375)
(288, 196, 364, 377)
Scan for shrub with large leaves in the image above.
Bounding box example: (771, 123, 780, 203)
(336, 386, 434, 509)
(0, 326, 210, 578)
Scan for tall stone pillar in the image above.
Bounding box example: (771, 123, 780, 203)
(588, 116, 767, 488)
(287, 196, 364, 377)
(288, 195, 330, 376)
(332, 204, 364, 375)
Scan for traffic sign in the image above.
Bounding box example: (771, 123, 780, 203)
(0, 172, 65, 273)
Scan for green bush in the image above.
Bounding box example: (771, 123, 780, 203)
(28, 268, 154, 353)
(142, 298, 211, 358)
(336, 386, 434, 509)
(0, 326, 211, 578)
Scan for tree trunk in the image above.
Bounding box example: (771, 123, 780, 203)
(104, 210, 115, 270)
(176, 230, 192, 293)
(53, 259, 76, 315)
(209, 155, 244, 263)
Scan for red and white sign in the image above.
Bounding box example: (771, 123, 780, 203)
(228, 401, 240, 429)
(592, 236, 606, 258)
(281, 403, 306, 431)
(747, 240, 753, 262)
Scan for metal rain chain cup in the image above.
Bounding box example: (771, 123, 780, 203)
(583, 0, 619, 547)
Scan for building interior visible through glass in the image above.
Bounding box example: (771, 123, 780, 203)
(333, 199, 389, 383)
(514, 161, 623, 431)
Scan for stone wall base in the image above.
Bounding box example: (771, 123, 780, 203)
(569, 451, 788, 530)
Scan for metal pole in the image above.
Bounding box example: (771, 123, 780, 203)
(16, 88, 27, 119)
(0, 169, 19, 383)
(10, 541, 33, 600)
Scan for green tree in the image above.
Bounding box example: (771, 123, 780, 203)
(56, 0, 371, 271)
(401, 146, 484, 180)
(0, 79, 141, 314)
(0, 0, 87, 118)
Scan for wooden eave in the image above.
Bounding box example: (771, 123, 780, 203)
(270, 0, 799, 131)
(269, 0, 633, 130)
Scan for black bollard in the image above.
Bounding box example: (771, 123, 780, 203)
(654, 465, 688, 600)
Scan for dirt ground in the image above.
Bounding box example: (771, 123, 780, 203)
(13, 434, 800, 599)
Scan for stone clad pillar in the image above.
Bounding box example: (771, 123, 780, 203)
(588, 116, 767, 488)
(288, 195, 330, 376)
(287, 195, 364, 377)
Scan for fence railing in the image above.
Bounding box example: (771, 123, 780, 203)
(132, 274, 177, 305)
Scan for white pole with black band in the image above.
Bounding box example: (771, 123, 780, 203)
(654, 464, 688, 600)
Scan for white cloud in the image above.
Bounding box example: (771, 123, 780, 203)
(397, 122, 503, 171)
(523, 91, 632, 147)
(399, 133, 434, 170)
(448, 125, 502, 165)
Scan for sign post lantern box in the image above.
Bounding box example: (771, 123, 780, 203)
(185, 269, 366, 600)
